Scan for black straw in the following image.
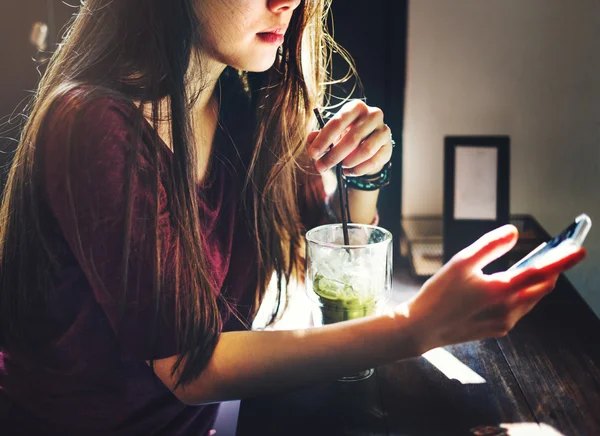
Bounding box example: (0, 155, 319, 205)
(313, 109, 350, 246)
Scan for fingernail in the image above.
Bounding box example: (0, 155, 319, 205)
(308, 148, 319, 159)
(315, 161, 327, 173)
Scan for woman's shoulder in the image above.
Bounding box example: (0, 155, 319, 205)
(39, 85, 165, 214)
(40, 83, 158, 166)
(44, 84, 143, 141)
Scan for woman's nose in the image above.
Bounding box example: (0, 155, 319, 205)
(268, 0, 302, 13)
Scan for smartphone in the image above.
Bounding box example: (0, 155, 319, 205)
(508, 213, 592, 270)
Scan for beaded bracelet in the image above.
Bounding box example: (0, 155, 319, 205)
(345, 161, 392, 191)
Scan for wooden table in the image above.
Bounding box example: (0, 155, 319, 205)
(236, 217, 600, 436)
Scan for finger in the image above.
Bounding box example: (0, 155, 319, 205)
(517, 275, 558, 301)
(485, 303, 534, 338)
(315, 109, 380, 173)
(475, 275, 555, 325)
(454, 225, 519, 271)
(509, 247, 586, 290)
(341, 125, 391, 171)
(306, 131, 319, 149)
(517, 297, 543, 320)
(343, 142, 391, 177)
(535, 242, 586, 270)
(308, 102, 367, 160)
(509, 277, 557, 323)
(512, 299, 540, 326)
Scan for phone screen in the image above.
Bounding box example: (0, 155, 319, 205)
(510, 215, 591, 270)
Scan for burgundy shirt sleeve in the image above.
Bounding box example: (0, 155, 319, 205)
(41, 95, 181, 361)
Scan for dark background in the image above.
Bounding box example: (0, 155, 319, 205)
(0, 0, 408, 249)
(0, 1, 74, 130)
(330, 0, 408, 252)
(0, 1, 74, 186)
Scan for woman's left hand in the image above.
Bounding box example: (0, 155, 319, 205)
(306, 100, 393, 177)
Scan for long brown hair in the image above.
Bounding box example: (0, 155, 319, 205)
(0, 0, 355, 387)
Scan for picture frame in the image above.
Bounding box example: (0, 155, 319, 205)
(443, 136, 510, 273)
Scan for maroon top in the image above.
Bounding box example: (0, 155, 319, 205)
(0, 84, 328, 435)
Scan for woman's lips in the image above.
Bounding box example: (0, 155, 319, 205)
(256, 32, 285, 45)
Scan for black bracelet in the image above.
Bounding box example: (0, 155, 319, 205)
(345, 161, 392, 191)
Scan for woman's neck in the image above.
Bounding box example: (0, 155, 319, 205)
(186, 54, 226, 119)
(135, 56, 225, 148)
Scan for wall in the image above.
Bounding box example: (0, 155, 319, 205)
(0, 1, 74, 152)
(0, 1, 46, 134)
(403, 0, 600, 316)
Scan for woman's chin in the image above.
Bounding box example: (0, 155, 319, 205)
(236, 52, 280, 73)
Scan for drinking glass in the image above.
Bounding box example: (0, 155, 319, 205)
(305, 223, 393, 381)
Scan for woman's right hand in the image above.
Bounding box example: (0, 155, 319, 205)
(403, 225, 587, 354)
(153, 224, 585, 405)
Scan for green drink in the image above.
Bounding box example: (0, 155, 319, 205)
(305, 224, 392, 382)
(313, 273, 377, 324)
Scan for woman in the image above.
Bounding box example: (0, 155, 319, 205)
(0, 0, 585, 434)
